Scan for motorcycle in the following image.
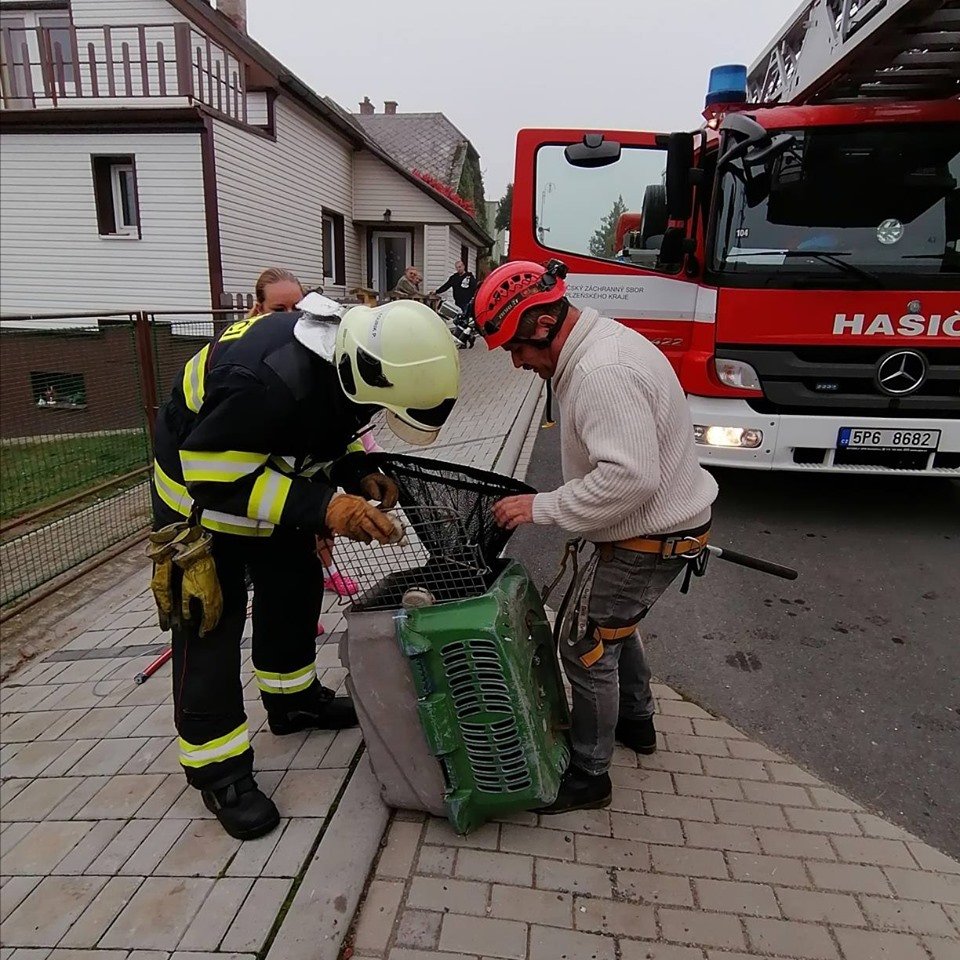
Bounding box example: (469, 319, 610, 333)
(437, 299, 478, 349)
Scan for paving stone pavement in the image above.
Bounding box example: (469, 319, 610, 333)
(344, 356, 960, 959)
(4, 346, 958, 959)
(347, 680, 960, 960)
(0, 348, 543, 959)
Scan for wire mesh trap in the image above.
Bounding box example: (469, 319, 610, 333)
(334, 455, 534, 612)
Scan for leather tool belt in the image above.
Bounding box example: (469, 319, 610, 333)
(598, 522, 711, 562)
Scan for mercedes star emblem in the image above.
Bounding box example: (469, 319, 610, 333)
(907, 299, 921, 314)
(877, 218, 904, 245)
(875, 350, 927, 397)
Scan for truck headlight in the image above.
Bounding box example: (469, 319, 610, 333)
(714, 358, 761, 391)
(694, 425, 763, 448)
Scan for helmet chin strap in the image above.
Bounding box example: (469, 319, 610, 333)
(508, 300, 569, 350)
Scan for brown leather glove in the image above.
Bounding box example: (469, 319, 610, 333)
(359, 472, 399, 508)
(326, 494, 402, 544)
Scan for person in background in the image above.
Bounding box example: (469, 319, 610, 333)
(393, 266, 423, 299)
(249, 268, 362, 601)
(432, 259, 477, 313)
(248, 267, 303, 317)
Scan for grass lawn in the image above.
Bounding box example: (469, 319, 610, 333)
(0, 430, 151, 520)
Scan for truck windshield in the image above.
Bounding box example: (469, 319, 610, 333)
(711, 123, 959, 285)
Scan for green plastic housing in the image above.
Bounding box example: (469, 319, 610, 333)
(396, 559, 571, 834)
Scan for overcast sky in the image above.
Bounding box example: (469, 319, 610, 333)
(246, 0, 799, 200)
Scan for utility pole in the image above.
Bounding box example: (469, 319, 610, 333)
(537, 182, 554, 243)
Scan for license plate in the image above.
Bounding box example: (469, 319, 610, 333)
(838, 427, 941, 451)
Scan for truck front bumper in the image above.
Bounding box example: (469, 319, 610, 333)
(687, 396, 960, 477)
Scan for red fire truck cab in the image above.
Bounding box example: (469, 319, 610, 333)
(508, 18, 959, 476)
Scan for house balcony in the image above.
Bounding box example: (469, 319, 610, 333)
(0, 22, 266, 125)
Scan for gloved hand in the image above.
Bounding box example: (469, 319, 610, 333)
(146, 522, 187, 630)
(359, 472, 399, 508)
(173, 528, 223, 636)
(326, 493, 404, 545)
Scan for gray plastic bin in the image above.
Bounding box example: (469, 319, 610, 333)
(339, 609, 447, 817)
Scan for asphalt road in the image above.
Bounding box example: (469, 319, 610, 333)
(509, 415, 960, 858)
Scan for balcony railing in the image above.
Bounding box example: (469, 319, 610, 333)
(0, 22, 249, 122)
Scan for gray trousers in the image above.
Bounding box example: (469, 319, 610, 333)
(559, 546, 688, 776)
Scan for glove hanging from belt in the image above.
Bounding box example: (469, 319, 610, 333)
(173, 526, 224, 636)
(145, 521, 223, 636)
(146, 521, 188, 631)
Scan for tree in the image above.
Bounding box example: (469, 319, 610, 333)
(495, 183, 513, 232)
(589, 195, 627, 258)
(457, 154, 487, 230)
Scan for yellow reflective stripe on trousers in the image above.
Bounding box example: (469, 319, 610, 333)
(153, 461, 194, 517)
(182, 344, 210, 414)
(247, 469, 293, 525)
(201, 510, 275, 537)
(178, 722, 250, 768)
(153, 462, 274, 537)
(255, 663, 316, 694)
(180, 449, 268, 483)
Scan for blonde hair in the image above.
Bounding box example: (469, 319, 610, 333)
(248, 267, 302, 317)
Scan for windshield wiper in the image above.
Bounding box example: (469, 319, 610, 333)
(783, 251, 884, 287)
(728, 250, 884, 287)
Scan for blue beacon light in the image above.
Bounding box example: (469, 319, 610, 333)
(706, 64, 748, 106)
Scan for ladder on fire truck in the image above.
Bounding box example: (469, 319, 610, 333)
(747, 0, 960, 103)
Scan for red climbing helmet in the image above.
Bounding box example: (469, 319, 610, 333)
(472, 259, 568, 349)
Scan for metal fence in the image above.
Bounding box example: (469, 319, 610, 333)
(0, 309, 246, 609)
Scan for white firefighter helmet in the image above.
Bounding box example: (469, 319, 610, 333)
(333, 300, 460, 445)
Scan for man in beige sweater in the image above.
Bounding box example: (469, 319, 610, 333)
(474, 259, 718, 813)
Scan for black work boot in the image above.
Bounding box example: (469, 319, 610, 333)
(267, 684, 358, 735)
(536, 764, 612, 815)
(616, 715, 658, 755)
(201, 773, 280, 840)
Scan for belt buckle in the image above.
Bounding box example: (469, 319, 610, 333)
(663, 535, 705, 559)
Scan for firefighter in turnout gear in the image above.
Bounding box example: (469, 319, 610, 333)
(150, 298, 460, 839)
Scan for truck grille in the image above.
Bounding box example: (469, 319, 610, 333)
(716, 346, 960, 418)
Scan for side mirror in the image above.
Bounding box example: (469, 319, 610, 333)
(564, 133, 622, 169)
(744, 170, 772, 208)
(718, 113, 794, 168)
(745, 132, 795, 167)
(658, 227, 686, 266)
(666, 132, 694, 220)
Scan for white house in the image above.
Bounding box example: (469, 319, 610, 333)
(354, 99, 491, 280)
(0, 0, 492, 315)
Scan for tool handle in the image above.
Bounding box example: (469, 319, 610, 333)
(706, 545, 798, 581)
(133, 647, 173, 685)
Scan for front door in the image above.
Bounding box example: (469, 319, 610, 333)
(371, 230, 411, 294)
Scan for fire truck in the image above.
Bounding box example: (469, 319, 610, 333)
(509, 0, 959, 475)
